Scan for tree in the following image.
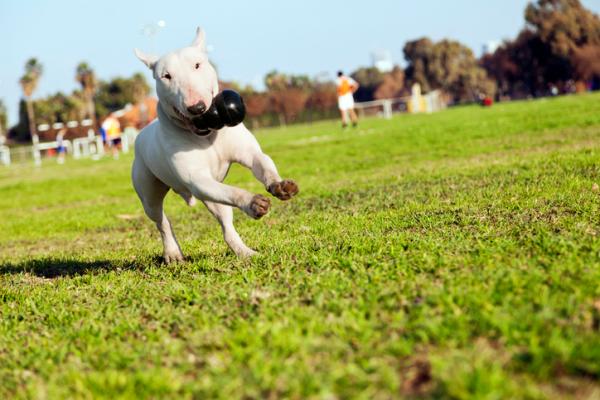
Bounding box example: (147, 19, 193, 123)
(130, 72, 151, 126)
(404, 38, 496, 103)
(374, 66, 405, 99)
(75, 62, 98, 125)
(0, 99, 7, 141)
(264, 71, 311, 125)
(218, 80, 243, 92)
(7, 100, 29, 142)
(130, 73, 150, 105)
(236, 87, 270, 129)
(303, 80, 337, 123)
(403, 38, 435, 92)
(573, 44, 600, 82)
(19, 58, 43, 142)
(95, 73, 151, 119)
(245, 92, 270, 119)
(482, 30, 569, 98)
(525, 0, 600, 58)
(307, 82, 337, 112)
(351, 67, 385, 101)
(525, 0, 600, 85)
(29, 91, 85, 140)
(480, 40, 522, 97)
(481, 0, 600, 98)
(238, 87, 270, 128)
(34, 92, 84, 123)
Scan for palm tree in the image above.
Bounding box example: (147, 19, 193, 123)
(0, 99, 7, 142)
(19, 58, 43, 143)
(75, 62, 97, 125)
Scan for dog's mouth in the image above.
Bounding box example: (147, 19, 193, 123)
(172, 106, 189, 121)
(171, 106, 211, 136)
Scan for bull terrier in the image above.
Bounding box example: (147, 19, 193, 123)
(132, 27, 298, 262)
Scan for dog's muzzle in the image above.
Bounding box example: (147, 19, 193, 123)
(187, 101, 207, 116)
(191, 90, 246, 134)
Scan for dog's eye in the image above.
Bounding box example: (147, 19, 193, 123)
(163, 73, 172, 80)
(195, 63, 201, 70)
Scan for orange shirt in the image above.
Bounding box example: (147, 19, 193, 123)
(337, 76, 357, 96)
(102, 116, 121, 138)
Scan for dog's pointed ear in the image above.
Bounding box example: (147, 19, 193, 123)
(134, 48, 158, 70)
(191, 27, 206, 51)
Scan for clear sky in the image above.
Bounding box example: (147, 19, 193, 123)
(2, 0, 600, 125)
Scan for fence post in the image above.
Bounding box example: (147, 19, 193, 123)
(0, 146, 10, 166)
(32, 135, 42, 166)
(383, 100, 393, 119)
(95, 136, 105, 156)
(121, 134, 129, 154)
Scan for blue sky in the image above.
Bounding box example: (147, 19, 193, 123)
(2, 0, 600, 124)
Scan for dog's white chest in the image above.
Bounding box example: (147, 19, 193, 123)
(184, 145, 231, 183)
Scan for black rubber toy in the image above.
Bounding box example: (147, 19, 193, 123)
(192, 90, 246, 132)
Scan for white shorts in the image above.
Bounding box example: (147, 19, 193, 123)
(338, 93, 355, 111)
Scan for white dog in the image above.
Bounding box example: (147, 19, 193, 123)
(132, 28, 298, 262)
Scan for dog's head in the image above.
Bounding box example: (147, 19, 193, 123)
(135, 27, 219, 133)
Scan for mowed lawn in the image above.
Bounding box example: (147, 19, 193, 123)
(1, 94, 600, 399)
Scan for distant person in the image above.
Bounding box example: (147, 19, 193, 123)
(101, 114, 122, 159)
(336, 71, 359, 128)
(479, 93, 493, 107)
(56, 128, 67, 164)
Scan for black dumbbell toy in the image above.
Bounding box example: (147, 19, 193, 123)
(192, 90, 246, 133)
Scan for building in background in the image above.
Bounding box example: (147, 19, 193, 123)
(371, 49, 393, 73)
(482, 40, 501, 55)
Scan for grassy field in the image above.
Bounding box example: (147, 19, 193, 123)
(1, 93, 600, 399)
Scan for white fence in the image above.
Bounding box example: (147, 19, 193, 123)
(0, 145, 10, 166)
(355, 89, 446, 119)
(0, 127, 139, 167)
(355, 97, 409, 119)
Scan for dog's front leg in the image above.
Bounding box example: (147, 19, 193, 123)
(186, 175, 271, 219)
(252, 153, 299, 201)
(234, 133, 299, 201)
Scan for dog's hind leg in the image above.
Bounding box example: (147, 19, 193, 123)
(203, 200, 257, 258)
(132, 158, 184, 263)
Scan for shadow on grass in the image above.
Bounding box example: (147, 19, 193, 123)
(0, 252, 226, 278)
(0, 258, 126, 278)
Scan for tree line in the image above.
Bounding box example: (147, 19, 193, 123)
(482, 0, 600, 98)
(235, 0, 599, 127)
(1, 0, 598, 143)
(7, 61, 151, 143)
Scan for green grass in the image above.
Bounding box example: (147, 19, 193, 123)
(1, 93, 600, 399)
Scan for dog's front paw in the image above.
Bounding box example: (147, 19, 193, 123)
(247, 194, 271, 219)
(268, 180, 299, 201)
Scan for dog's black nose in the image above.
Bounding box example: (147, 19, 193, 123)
(187, 101, 207, 115)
